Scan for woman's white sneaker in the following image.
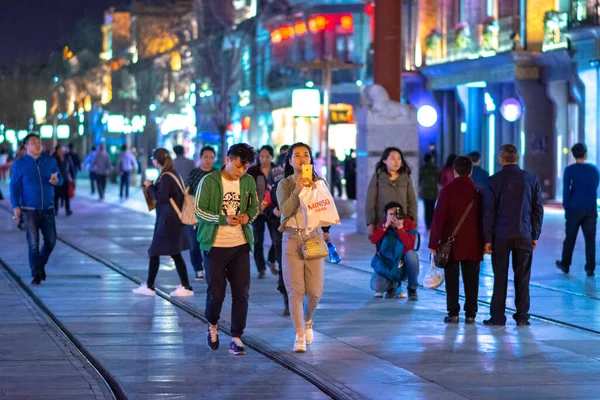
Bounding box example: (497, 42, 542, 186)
(170, 285, 194, 297)
(305, 320, 314, 345)
(132, 283, 156, 296)
(293, 333, 307, 353)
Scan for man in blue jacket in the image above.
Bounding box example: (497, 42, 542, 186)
(556, 143, 599, 277)
(10, 134, 63, 285)
(482, 144, 544, 327)
(468, 151, 490, 190)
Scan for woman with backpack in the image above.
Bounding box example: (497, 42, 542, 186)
(132, 148, 193, 297)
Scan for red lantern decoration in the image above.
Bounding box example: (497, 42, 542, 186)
(241, 117, 251, 131)
(365, 2, 375, 16)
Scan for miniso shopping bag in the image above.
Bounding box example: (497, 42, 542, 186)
(299, 180, 341, 232)
(423, 253, 444, 290)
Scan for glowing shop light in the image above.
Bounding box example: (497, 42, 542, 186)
(56, 125, 70, 139)
(417, 105, 438, 128)
(500, 98, 522, 122)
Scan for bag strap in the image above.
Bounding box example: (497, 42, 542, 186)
(449, 188, 479, 240)
(162, 172, 186, 195)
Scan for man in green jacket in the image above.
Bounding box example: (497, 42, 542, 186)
(195, 143, 258, 356)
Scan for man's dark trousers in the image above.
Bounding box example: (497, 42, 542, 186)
(89, 172, 96, 194)
(204, 244, 250, 337)
(560, 208, 597, 273)
(186, 225, 203, 273)
(490, 238, 533, 323)
(22, 209, 57, 279)
(424, 199, 436, 230)
(120, 171, 131, 199)
(444, 260, 480, 317)
(252, 215, 275, 272)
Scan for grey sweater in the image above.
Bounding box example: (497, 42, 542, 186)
(365, 171, 417, 226)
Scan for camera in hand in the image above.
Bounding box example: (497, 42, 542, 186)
(392, 207, 405, 220)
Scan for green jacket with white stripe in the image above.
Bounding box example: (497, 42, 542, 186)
(194, 169, 259, 251)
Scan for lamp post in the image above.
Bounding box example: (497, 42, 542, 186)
(292, 58, 362, 187)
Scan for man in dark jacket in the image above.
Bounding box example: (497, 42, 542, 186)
(468, 151, 490, 190)
(482, 144, 544, 326)
(10, 134, 63, 285)
(185, 146, 216, 281)
(247, 145, 278, 278)
(429, 156, 483, 324)
(556, 143, 599, 277)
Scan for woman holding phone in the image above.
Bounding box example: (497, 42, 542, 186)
(277, 143, 330, 353)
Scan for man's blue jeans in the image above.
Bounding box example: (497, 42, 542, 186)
(120, 171, 131, 199)
(22, 209, 57, 278)
(370, 250, 420, 292)
(186, 225, 203, 272)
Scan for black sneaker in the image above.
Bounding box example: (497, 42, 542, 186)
(408, 288, 418, 301)
(258, 271, 266, 279)
(31, 277, 41, 285)
(207, 324, 219, 350)
(555, 260, 569, 274)
(483, 318, 505, 326)
(587, 271, 595, 277)
(465, 317, 476, 324)
(444, 315, 459, 323)
(384, 289, 397, 299)
(516, 320, 531, 327)
(229, 338, 246, 355)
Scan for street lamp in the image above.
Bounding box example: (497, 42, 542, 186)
(292, 58, 363, 187)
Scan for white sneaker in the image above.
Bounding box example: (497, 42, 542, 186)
(373, 292, 383, 298)
(305, 320, 314, 345)
(132, 283, 156, 296)
(195, 271, 204, 281)
(170, 285, 194, 297)
(293, 333, 307, 353)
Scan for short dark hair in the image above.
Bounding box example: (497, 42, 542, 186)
(173, 145, 184, 156)
(468, 151, 481, 163)
(68, 143, 75, 150)
(23, 133, 39, 145)
(572, 143, 587, 159)
(200, 145, 215, 157)
(121, 144, 127, 151)
(91, 146, 97, 151)
(280, 144, 290, 153)
(424, 154, 433, 163)
(260, 145, 274, 158)
(499, 144, 519, 163)
(227, 143, 255, 166)
(384, 201, 402, 213)
(453, 156, 473, 177)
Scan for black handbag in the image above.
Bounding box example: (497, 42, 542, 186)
(434, 189, 478, 268)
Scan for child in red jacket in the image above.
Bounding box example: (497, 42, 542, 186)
(370, 202, 420, 300)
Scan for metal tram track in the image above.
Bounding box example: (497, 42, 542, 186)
(0, 205, 362, 399)
(329, 257, 600, 337)
(0, 258, 126, 400)
(56, 236, 365, 400)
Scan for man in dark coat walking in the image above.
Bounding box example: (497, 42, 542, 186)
(429, 156, 483, 324)
(556, 143, 599, 277)
(482, 144, 544, 327)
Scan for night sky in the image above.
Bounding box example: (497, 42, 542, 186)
(0, 0, 130, 67)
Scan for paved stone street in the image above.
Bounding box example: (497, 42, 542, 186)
(2, 178, 600, 399)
